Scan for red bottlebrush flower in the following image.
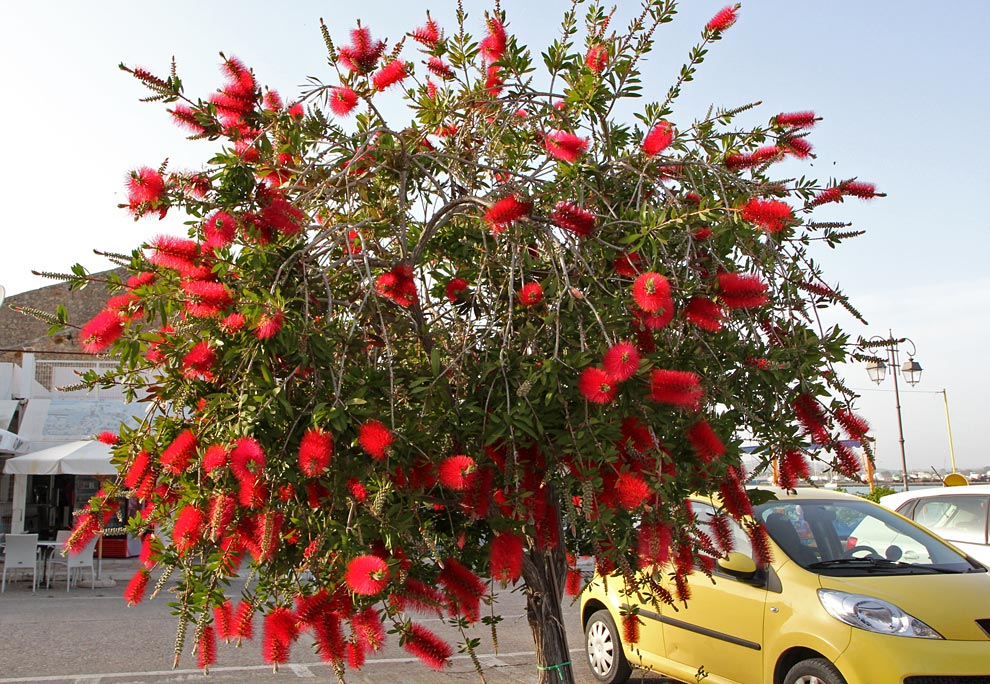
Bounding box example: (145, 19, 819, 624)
(783, 136, 813, 159)
(741, 198, 794, 234)
(490, 531, 524, 583)
(683, 297, 724, 332)
(485, 65, 504, 97)
(247, 511, 283, 562)
(438, 455, 475, 490)
(484, 194, 531, 230)
(202, 212, 236, 251)
(709, 512, 736, 555)
(638, 521, 673, 567)
(632, 272, 672, 313)
(358, 420, 392, 460)
(706, 6, 737, 33)
(403, 623, 452, 671)
(397, 577, 446, 615)
(170, 105, 208, 136)
(96, 431, 119, 445)
(776, 111, 817, 129)
(207, 494, 236, 540)
(544, 130, 589, 163)
(338, 26, 386, 73)
(197, 625, 217, 670)
(427, 56, 454, 80)
(220, 312, 246, 334)
(233, 600, 255, 640)
(747, 521, 773, 565)
(214, 601, 233, 641)
(126, 271, 155, 290)
(480, 16, 507, 63)
(66, 511, 100, 553)
(835, 443, 862, 478)
(124, 568, 150, 605)
(160, 429, 198, 475)
(411, 17, 440, 46)
(614, 252, 642, 277)
(149, 235, 199, 272)
(287, 102, 304, 118)
(615, 471, 651, 511)
(258, 191, 305, 236)
(127, 167, 166, 207)
(841, 180, 879, 199)
(306, 481, 329, 508)
(373, 60, 408, 91)
(725, 152, 758, 171)
(375, 265, 418, 307)
(437, 558, 486, 622)
(123, 450, 151, 489)
(565, 569, 583, 596)
(649, 369, 703, 408)
(622, 613, 641, 644)
(253, 310, 284, 340)
(792, 393, 830, 444)
(181, 341, 216, 381)
(347, 641, 366, 669)
(778, 449, 810, 489)
(518, 282, 544, 307)
(80, 309, 125, 353)
(347, 478, 368, 503)
(445, 277, 469, 302)
(229, 436, 266, 482)
(183, 281, 232, 316)
(551, 201, 597, 237)
(687, 420, 725, 463)
(173, 505, 205, 555)
(718, 272, 769, 309)
(313, 613, 346, 664)
(345, 555, 390, 596)
(579, 367, 618, 404)
(620, 416, 655, 454)
(262, 607, 299, 665)
(351, 606, 386, 652)
(642, 121, 674, 156)
(263, 89, 283, 111)
(633, 304, 675, 331)
(298, 427, 333, 477)
(585, 44, 609, 73)
(602, 341, 640, 382)
(835, 408, 870, 439)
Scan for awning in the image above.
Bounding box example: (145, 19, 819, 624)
(2, 440, 116, 476)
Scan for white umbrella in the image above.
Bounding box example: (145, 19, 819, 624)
(2, 440, 116, 476)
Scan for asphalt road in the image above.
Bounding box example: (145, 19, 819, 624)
(0, 559, 672, 684)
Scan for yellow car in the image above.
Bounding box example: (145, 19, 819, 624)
(580, 487, 990, 684)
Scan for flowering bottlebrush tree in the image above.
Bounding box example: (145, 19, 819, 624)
(42, 1, 881, 682)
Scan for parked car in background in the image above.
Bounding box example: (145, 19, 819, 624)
(580, 488, 990, 684)
(881, 484, 990, 567)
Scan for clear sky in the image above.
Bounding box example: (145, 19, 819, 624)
(2, 1, 987, 474)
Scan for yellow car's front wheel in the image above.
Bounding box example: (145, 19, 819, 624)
(784, 658, 846, 684)
(585, 610, 632, 684)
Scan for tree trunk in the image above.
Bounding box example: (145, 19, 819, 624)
(521, 543, 576, 684)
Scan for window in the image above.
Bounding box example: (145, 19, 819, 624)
(912, 496, 989, 545)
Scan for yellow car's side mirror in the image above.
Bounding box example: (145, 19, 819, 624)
(717, 552, 757, 579)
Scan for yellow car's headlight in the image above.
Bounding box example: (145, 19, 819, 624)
(817, 589, 943, 639)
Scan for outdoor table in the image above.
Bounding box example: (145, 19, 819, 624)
(0, 539, 59, 589)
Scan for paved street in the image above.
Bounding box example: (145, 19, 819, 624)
(0, 558, 670, 684)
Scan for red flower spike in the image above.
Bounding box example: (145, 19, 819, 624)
(233, 600, 255, 640)
(622, 613, 641, 644)
(338, 26, 386, 74)
(96, 431, 119, 445)
(637, 522, 673, 567)
(544, 130, 589, 163)
(207, 494, 236, 540)
(778, 450, 810, 489)
(783, 136, 813, 159)
(490, 531, 524, 583)
(229, 436, 266, 482)
(345, 555, 390, 596)
(642, 121, 674, 156)
(649, 369, 703, 408)
(687, 420, 725, 463)
(403, 623, 453, 671)
(123, 450, 151, 489)
(792, 393, 830, 444)
(411, 18, 441, 47)
(485, 65, 504, 97)
(602, 341, 640, 382)
(347, 642, 366, 669)
(614, 252, 642, 277)
(148, 235, 200, 272)
(253, 310, 284, 340)
(220, 312, 246, 334)
(214, 601, 233, 641)
(313, 613, 346, 664)
(578, 367, 618, 404)
(718, 273, 769, 309)
(298, 427, 334, 477)
(706, 6, 737, 33)
(632, 272, 672, 313)
(747, 522, 773, 565)
(202, 444, 229, 474)
(438, 454, 475, 490)
(160, 429, 198, 475)
(437, 558, 486, 622)
(615, 471, 650, 511)
(181, 341, 216, 381)
(741, 198, 794, 234)
(170, 105, 208, 136)
(480, 16, 507, 63)
(835, 408, 870, 439)
(565, 569, 583, 596)
(173, 505, 205, 555)
(518, 282, 544, 307)
(79, 309, 125, 353)
(427, 56, 454, 80)
(126, 271, 155, 290)
(203, 212, 237, 250)
(709, 512, 736, 555)
(261, 607, 299, 665)
(585, 44, 609, 73)
(358, 420, 393, 460)
(124, 568, 150, 605)
(484, 194, 531, 230)
(841, 180, 879, 199)
(347, 478, 368, 503)
(373, 60, 408, 91)
(776, 111, 817, 129)
(351, 606, 386, 651)
(835, 443, 862, 478)
(126, 167, 166, 208)
(551, 201, 597, 237)
(683, 297, 724, 332)
(445, 277, 469, 303)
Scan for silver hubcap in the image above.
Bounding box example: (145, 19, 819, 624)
(587, 619, 615, 676)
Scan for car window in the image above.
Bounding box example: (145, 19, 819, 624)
(693, 501, 751, 557)
(912, 495, 989, 545)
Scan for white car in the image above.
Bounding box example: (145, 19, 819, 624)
(881, 485, 990, 566)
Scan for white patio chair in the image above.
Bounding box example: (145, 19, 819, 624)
(2, 533, 39, 593)
(46, 535, 97, 592)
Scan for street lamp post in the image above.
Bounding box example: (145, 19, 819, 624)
(862, 332, 922, 491)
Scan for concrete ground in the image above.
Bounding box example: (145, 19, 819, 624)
(0, 556, 673, 684)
